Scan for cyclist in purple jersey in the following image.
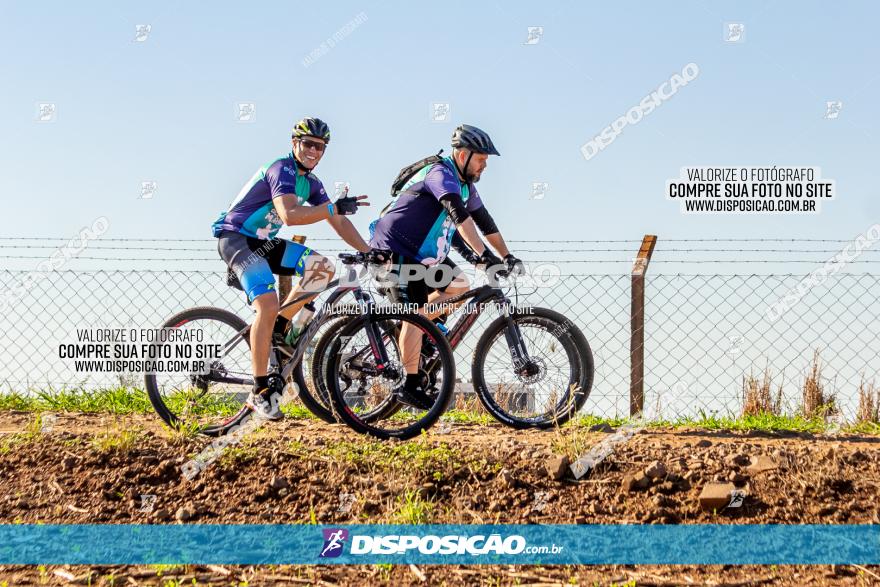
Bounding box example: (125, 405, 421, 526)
(213, 117, 374, 419)
(369, 124, 525, 409)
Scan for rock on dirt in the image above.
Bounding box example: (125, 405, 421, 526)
(746, 455, 778, 474)
(622, 471, 651, 492)
(546, 455, 570, 481)
(175, 505, 195, 522)
(687, 464, 705, 476)
(698, 483, 736, 511)
(498, 468, 515, 488)
(589, 423, 615, 433)
(724, 453, 751, 467)
(269, 475, 290, 490)
(645, 461, 667, 479)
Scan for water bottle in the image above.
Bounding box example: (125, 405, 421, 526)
(421, 318, 449, 359)
(285, 302, 316, 346)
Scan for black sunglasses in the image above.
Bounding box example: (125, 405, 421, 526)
(297, 138, 326, 153)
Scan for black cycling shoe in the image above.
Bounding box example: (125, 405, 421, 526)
(394, 384, 435, 411)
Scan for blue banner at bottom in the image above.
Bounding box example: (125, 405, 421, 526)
(0, 524, 877, 565)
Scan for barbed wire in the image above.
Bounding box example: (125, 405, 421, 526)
(3, 244, 877, 254)
(1, 237, 865, 243)
(2, 268, 877, 277)
(3, 254, 880, 264)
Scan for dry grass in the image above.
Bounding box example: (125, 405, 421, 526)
(741, 367, 782, 417)
(856, 377, 880, 424)
(453, 392, 485, 413)
(802, 350, 837, 419)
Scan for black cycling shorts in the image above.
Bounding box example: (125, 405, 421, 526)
(380, 253, 463, 306)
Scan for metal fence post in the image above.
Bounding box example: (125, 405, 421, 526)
(278, 235, 307, 300)
(630, 234, 657, 416)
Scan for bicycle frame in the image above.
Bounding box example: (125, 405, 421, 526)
(422, 283, 533, 374)
(207, 263, 380, 388)
(331, 282, 534, 379)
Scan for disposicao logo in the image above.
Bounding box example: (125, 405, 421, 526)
(319, 528, 349, 558)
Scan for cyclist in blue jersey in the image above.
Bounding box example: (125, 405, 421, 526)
(212, 117, 374, 419)
(369, 124, 524, 409)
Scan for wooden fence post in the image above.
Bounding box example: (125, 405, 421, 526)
(630, 234, 657, 416)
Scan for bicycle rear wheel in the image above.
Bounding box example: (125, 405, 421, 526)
(144, 306, 254, 436)
(325, 310, 455, 440)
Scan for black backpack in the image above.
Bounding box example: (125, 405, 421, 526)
(389, 149, 444, 197)
(369, 150, 446, 239)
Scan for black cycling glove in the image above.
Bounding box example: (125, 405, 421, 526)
(366, 248, 392, 264)
(504, 254, 525, 277)
(478, 249, 503, 269)
(334, 195, 361, 215)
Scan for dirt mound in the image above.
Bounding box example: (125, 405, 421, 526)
(1, 412, 878, 585)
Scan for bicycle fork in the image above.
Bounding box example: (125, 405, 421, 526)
(498, 301, 533, 375)
(356, 289, 392, 371)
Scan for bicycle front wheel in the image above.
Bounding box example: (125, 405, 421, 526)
(325, 310, 455, 440)
(290, 313, 351, 423)
(471, 307, 594, 429)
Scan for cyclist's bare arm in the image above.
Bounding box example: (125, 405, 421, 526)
(273, 193, 333, 226)
(327, 214, 370, 252)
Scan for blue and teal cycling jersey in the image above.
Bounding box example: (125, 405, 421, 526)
(212, 154, 330, 239)
(369, 156, 483, 265)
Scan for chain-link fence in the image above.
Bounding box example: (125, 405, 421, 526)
(2, 237, 879, 419)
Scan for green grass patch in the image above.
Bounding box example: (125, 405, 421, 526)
(280, 403, 317, 419)
(0, 391, 33, 411)
(0, 386, 152, 414)
(91, 427, 141, 454)
(845, 420, 880, 434)
(439, 408, 495, 426)
(0, 386, 321, 420)
(573, 414, 632, 428)
(2, 389, 879, 435)
(322, 437, 460, 472)
(218, 445, 259, 467)
(0, 414, 52, 453)
(676, 412, 828, 433)
(567, 411, 880, 435)
(389, 489, 434, 524)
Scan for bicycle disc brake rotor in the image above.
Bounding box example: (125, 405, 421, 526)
(515, 357, 547, 385)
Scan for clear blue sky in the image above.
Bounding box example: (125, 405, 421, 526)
(1, 0, 878, 246)
(2, 1, 879, 411)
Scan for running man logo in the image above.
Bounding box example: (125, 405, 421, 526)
(319, 528, 349, 558)
(727, 489, 746, 509)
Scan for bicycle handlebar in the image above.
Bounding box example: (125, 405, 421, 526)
(338, 250, 392, 266)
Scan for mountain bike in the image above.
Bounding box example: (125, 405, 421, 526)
(144, 251, 455, 437)
(318, 269, 594, 438)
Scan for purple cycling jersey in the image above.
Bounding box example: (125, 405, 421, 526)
(212, 154, 330, 240)
(369, 157, 483, 265)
